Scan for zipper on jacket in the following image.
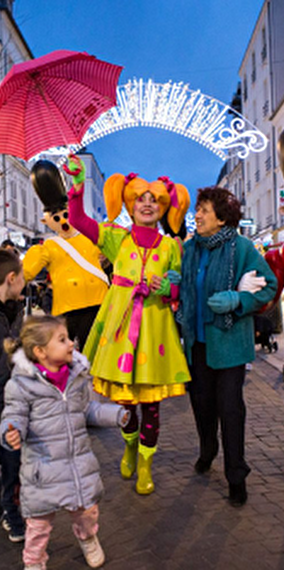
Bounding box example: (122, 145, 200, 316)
(35, 367, 86, 507)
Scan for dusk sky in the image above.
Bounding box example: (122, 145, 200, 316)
(14, 0, 264, 211)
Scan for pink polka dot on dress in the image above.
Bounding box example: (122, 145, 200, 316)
(117, 353, 134, 373)
(159, 344, 165, 356)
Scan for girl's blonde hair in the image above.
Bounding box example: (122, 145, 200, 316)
(4, 315, 67, 363)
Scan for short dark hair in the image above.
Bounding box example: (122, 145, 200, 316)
(195, 186, 242, 228)
(0, 248, 22, 285)
(1, 239, 15, 248)
(1, 239, 19, 256)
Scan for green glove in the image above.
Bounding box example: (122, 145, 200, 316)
(153, 277, 171, 297)
(63, 157, 86, 184)
(207, 290, 240, 314)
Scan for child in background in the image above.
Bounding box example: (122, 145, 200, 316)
(0, 315, 129, 570)
(0, 248, 25, 542)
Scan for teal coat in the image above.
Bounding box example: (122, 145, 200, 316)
(181, 234, 278, 369)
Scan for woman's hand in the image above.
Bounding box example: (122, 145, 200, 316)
(150, 275, 171, 296)
(207, 291, 240, 314)
(149, 275, 163, 292)
(5, 424, 21, 450)
(237, 270, 266, 293)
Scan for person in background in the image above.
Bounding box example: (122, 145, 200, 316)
(0, 315, 130, 570)
(1, 239, 20, 257)
(40, 274, 53, 315)
(0, 248, 25, 542)
(67, 155, 191, 495)
(180, 186, 277, 506)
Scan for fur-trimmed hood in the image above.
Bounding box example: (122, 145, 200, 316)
(11, 347, 90, 380)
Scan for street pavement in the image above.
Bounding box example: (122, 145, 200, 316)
(2, 338, 284, 569)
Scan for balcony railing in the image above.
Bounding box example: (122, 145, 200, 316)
(255, 169, 260, 183)
(263, 100, 269, 117)
(265, 156, 271, 172)
(266, 214, 273, 227)
(261, 45, 267, 62)
(246, 180, 251, 192)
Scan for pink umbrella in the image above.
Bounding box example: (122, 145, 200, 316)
(0, 49, 123, 161)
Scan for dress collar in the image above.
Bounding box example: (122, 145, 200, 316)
(131, 224, 162, 248)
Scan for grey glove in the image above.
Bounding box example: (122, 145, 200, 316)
(207, 291, 240, 314)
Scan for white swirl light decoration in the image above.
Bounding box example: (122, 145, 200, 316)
(213, 117, 267, 159)
(37, 78, 267, 165)
(185, 211, 196, 234)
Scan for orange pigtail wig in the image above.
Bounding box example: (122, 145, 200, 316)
(158, 176, 190, 234)
(103, 172, 190, 231)
(104, 173, 151, 220)
(103, 173, 126, 221)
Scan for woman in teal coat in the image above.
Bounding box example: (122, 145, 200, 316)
(180, 186, 277, 506)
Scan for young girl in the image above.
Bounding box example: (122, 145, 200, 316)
(0, 315, 129, 570)
(66, 156, 191, 495)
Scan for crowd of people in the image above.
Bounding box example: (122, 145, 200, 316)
(0, 155, 278, 569)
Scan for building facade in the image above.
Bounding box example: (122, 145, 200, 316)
(0, 1, 45, 248)
(239, 0, 275, 245)
(77, 150, 106, 222)
(220, 0, 284, 246)
(0, 2, 106, 248)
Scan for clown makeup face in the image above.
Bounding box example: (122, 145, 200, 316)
(42, 209, 76, 238)
(133, 192, 160, 228)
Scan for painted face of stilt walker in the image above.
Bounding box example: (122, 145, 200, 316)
(31, 159, 78, 238)
(41, 208, 77, 239)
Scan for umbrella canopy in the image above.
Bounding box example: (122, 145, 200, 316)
(0, 49, 123, 161)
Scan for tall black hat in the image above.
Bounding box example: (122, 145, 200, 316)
(30, 160, 68, 213)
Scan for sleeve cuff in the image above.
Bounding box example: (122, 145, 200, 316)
(117, 407, 130, 427)
(67, 184, 84, 199)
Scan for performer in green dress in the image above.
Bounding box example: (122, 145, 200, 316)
(67, 156, 191, 495)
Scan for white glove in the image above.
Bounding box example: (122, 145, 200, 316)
(237, 270, 267, 294)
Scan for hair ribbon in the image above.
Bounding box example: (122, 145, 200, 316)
(158, 176, 179, 208)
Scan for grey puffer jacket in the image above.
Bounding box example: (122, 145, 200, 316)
(0, 349, 124, 518)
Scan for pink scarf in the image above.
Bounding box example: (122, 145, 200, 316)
(35, 363, 69, 392)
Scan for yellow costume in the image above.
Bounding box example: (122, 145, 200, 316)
(23, 234, 108, 316)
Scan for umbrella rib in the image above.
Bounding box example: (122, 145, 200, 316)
(40, 76, 115, 139)
(35, 78, 73, 146)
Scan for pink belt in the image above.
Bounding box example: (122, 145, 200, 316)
(112, 274, 150, 348)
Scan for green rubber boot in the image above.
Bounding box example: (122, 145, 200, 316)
(120, 430, 139, 479)
(136, 443, 157, 495)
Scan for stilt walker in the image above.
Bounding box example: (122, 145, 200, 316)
(23, 160, 109, 351)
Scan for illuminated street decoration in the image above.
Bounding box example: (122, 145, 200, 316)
(50, 78, 267, 165)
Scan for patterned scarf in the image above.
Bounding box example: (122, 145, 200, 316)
(180, 226, 237, 346)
